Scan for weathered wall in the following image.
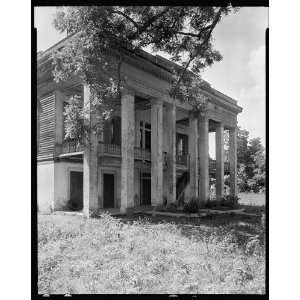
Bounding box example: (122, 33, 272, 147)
(37, 161, 55, 213)
(54, 162, 83, 210)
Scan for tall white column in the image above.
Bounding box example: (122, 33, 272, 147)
(83, 84, 99, 217)
(151, 98, 163, 206)
(189, 113, 198, 200)
(215, 122, 224, 202)
(165, 102, 176, 204)
(120, 89, 135, 213)
(229, 127, 237, 197)
(198, 115, 209, 204)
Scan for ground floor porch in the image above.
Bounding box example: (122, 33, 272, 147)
(37, 154, 234, 215)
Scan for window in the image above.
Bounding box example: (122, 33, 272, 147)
(176, 133, 188, 156)
(111, 117, 121, 145)
(139, 121, 151, 150)
(104, 116, 121, 145)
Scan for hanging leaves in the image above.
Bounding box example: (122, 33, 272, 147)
(49, 6, 238, 142)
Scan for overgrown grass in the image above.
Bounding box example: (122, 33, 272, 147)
(239, 192, 265, 206)
(38, 213, 265, 294)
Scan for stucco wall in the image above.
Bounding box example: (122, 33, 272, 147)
(54, 162, 83, 210)
(37, 161, 55, 213)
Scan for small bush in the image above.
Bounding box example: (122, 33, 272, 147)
(222, 195, 239, 208)
(166, 202, 178, 212)
(205, 200, 218, 209)
(183, 198, 199, 213)
(155, 204, 167, 212)
(65, 199, 82, 211)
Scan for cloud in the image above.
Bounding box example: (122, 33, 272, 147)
(238, 45, 266, 145)
(248, 45, 265, 85)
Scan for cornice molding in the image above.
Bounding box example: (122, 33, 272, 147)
(37, 36, 242, 114)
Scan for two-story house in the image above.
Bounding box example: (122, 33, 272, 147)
(37, 36, 242, 216)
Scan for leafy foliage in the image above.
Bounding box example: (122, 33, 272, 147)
(236, 128, 266, 193)
(183, 198, 200, 213)
(221, 127, 266, 194)
(222, 195, 239, 208)
(63, 95, 86, 143)
(50, 6, 238, 142)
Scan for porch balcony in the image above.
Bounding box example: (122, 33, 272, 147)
(176, 154, 189, 167)
(98, 142, 189, 169)
(208, 160, 230, 174)
(56, 141, 230, 174)
(55, 140, 84, 156)
(98, 141, 152, 161)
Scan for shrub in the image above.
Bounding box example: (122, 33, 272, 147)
(155, 204, 166, 212)
(183, 198, 199, 213)
(222, 195, 239, 208)
(166, 202, 178, 212)
(65, 199, 82, 211)
(205, 200, 218, 209)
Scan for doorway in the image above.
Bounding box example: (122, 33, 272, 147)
(103, 173, 115, 208)
(140, 172, 151, 206)
(69, 171, 83, 210)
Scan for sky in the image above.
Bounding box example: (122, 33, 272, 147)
(34, 7, 268, 157)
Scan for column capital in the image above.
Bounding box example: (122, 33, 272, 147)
(150, 97, 163, 106)
(198, 113, 209, 122)
(216, 121, 224, 128)
(165, 100, 176, 109)
(122, 85, 136, 97)
(229, 126, 237, 132)
(54, 89, 66, 98)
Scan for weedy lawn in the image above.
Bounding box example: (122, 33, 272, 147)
(38, 213, 265, 294)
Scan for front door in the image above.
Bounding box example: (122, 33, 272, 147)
(103, 173, 115, 208)
(69, 171, 83, 210)
(141, 173, 151, 206)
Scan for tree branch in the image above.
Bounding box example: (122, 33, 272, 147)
(112, 10, 141, 31)
(172, 8, 223, 93)
(176, 25, 212, 38)
(129, 6, 173, 40)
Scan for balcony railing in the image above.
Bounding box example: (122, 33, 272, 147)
(58, 141, 230, 174)
(134, 147, 151, 161)
(208, 160, 230, 173)
(98, 142, 151, 161)
(98, 142, 121, 156)
(97, 143, 191, 169)
(60, 140, 84, 154)
(176, 154, 189, 167)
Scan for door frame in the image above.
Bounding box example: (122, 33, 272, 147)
(140, 171, 151, 206)
(67, 167, 83, 204)
(101, 169, 117, 208)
